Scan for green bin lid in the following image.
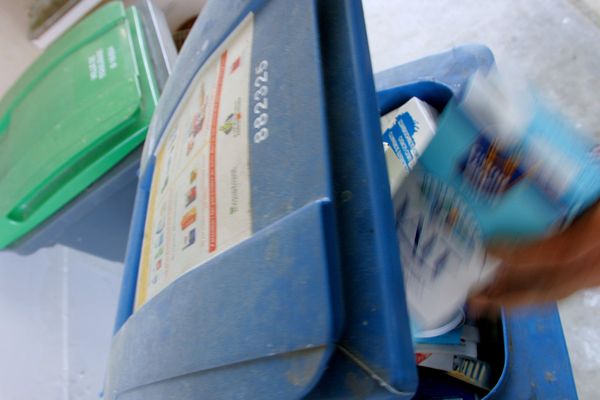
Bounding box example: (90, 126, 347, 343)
(0, 1, 159, 248)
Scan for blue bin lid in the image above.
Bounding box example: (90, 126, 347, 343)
(104, 1, 496, 399)
(106, 1, 349, 398)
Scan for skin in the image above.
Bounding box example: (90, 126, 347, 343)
(469, 202, 600, 314)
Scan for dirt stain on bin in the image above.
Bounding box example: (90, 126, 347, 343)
(284, 346, 325, 387)
(544, 371, 557, 383)
(340, 190, 353, 203)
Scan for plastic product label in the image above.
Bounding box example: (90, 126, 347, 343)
(394, 171, 497, 331)
(381, 97, 437, 170)
(135, 14, 255, 309)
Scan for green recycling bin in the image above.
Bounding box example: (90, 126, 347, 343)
(0, 0, 176, 261)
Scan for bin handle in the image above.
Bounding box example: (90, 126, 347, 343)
(374, 44, 495, 111)
(6, 117, 139, 223)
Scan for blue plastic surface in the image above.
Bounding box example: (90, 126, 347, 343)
(313, 0, 418, 395)
(485, 306, 577, 400)
(107, 0, 578, 398)
(374, 45, 496, 114)
(108, 201, 339, 399)
(108, 0, 343, 398)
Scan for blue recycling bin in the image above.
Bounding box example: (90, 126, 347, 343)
(104, 1, 577, 398)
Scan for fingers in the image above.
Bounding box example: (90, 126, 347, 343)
(470, 202, 600, 315)
(468, 282, 554, 314)
(470, 247, 600, 311)
(467, 294, 501, 318)
(489, 202, 600, 267)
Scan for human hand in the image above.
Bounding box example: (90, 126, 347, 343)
(469, 202, 600, 314)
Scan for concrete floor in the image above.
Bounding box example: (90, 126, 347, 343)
(1, 0, 600, 399)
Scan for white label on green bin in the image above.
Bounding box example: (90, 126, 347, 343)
(136, 14, 255, 309)
(88, 46, 118, 81)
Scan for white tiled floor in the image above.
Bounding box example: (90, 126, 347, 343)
(1, 0, 600, 399)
